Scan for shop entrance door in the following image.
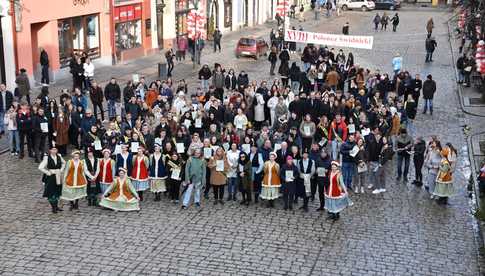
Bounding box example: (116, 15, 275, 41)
(0, 17, 5, 85)
(58, 20, 73, 67)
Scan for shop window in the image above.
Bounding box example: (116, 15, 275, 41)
(224, 0, 232, 28)
(115, 20, 142, 50)
(86, 15, 99, 49)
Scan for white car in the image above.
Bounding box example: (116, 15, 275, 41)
(338, 0, 376, 11)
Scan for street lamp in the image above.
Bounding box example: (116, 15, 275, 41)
(191, 0, 199, 69)
(156, 0, 166, 48)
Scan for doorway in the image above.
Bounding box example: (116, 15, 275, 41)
(0, 17, 6, 85)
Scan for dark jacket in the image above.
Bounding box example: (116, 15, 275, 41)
(365, 134, 383, 162)
(40, 50, 49, 66)
(225, 74, 237, 90)
(422, 79, 436, 99)
(405, 101, 417, 120)
(0, 90, 14, 112)
(425, 38, 437, 52)
(268, 52, 278, 64)
(237, 73, 249, 88)
(32, 113, 48, 134)
(104, 83, 121, 101)
(16, 110, 32, 131)
(340, 141, 356, 163)
(198, 67, 212, 80)
(89, 86, 104, 104)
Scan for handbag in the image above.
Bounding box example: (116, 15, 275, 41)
(357, 162, 368, 173)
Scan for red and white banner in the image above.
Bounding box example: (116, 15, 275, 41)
(284, 30, 374, 50)
(276, 0, 290, 17)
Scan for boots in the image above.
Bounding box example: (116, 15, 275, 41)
(154, 193, 160, 202)
(139, 191, 144, 201)
(50, 202, 57, 213)
(74, 200, 79, 210)
(69, 201, 75, 211)
(56, 201, 63, 212)
(240, 194, 246, 205)
(245, 192, 251, 206)
(88, 198, 93, 206)
(254, 194, 259, 203)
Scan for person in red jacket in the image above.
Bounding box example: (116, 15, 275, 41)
(329, 114, 348, 160)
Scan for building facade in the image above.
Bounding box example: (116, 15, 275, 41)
(0, 0, 16, 89)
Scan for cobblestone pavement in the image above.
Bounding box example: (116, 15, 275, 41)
(1, 7, 484, 276)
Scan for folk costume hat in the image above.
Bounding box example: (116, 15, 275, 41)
(118, 167, 128, 173)
(71, 150, 81, 156)
(102, 148, 111, 154)
(331, 161, 341, 167)
(269, 152, 277, 157)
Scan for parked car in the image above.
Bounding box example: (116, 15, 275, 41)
(235, 37, 269, 59)
(338, 0, 375, 11)
(374, 0, 400, 10)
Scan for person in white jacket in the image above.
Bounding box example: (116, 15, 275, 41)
(83, 57, 95, 90)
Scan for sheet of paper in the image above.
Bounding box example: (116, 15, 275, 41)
(40, 122, 49, 133)
(349, 145, 359, 157)
(274, 143, 281, 151)
(317, 167, 326, 177)
(348, 124, 356, 134)
(155, 138, 162, 146)
(191, 111, 197, 120)
(362, 128, 370, 136)
(204, 148, 212, 159)
(222, 143, 230, 151)
(184, 119, 191, 128)
(131, 142, 139, 153)
(285, 170, 293, 181)
(171, 169, 180, 180)
(304, 126, 311, 136)
(176, 143, 185, 153)
(242, 144, 250, 154)
(94, 140, 102, 151)
(216, 160, 225, 172)
(114, 145, 122, 155)
(195, 118, 202, 128)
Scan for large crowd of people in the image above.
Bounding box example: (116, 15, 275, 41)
(0, 29, 458, 220)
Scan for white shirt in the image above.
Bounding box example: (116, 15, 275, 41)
(226, 150, 240, 178)
(83, 62, 95, 77)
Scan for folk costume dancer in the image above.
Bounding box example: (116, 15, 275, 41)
(62, 150, 88, 210)
(150, 144, 168, 201)
(261, 152, 281, 208)
(84, 147, 100, 206)
(324, 161, 352, 221)
(297, 149, 315, 212)
(432, 147, 455, 205)
(131, 146, 150, 201)
(98, 149, 116, 194)
(39, 146, 66, 213)
(116, 144, 133, 176)
(280, 155, 299, 210)
(99, 167, 140, 211)
(250, 144, 264, 203)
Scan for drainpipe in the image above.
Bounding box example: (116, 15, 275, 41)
(109, 0, 116, 65)
(10, 0, 19, 73)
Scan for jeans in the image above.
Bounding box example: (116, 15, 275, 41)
(92, 102, 105, 121)
(107, 100, 116, 119)
(406, 119, 415, 138)
(331, 140, 341, 161)
(423, 99, 433, 114)
(457, 70, 464, 82)
(33, 133, 47, 159)
(368, 161, 380, 186)
(227, 177, 238, 196)
(0, 111, 4, 132)
(167, 61, 174, 77)
(182, 182, 201, 206)
(84, 77, 92, 91)
(213, 185, 225, 200)
(425, 51, 433, 62)
(414, 157, 424, 182)
(201, 79, 209, 91)
(282, 182, 296, 209)
(19, 130, 33, 156)
(291, 81, 300, 93)
(213, 41, 221, 52)
(41, 65, 49, 84)
(341, 162, 355, 190)
(270, 62, 276, 75)
(397, 154, 410, 179)
(375, 164, 386, 190)
(303, 62, 310, 73)
(354, 172, 366, 190)
(8, 129, 20, 153)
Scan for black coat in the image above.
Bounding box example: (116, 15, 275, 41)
(104, 83, 121, 101)
(422, 79, 436, 99)
(0, 90, 14, 113)
(225, 74, 237, 90)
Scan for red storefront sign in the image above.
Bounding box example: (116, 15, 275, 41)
(114, 3, 142, 23)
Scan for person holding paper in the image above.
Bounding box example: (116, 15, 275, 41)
(233, 108, 248, 134)
(130, 146, 150, 201)
(98, 149, 116, 195)
(116, 144, 133, 177)
(325, 161, 352, 221)
(62, 150, 88, 211)
(83, 147, 100, 207)
(329, 114, 348, 161)
(38, 146, 66, 213)
(226, 143, 241, 201)
(182, 149, 206, 209)
(353, 138, 368, 194)
(280, 156, 299, 210)
(32, 107, 49, 163)
(296, 149, 316, 212)
(261, 152, 281, 207)
(238, 152, 253, 206)
(249, 144, 264, 203)
(314, 149, 331, 211)
(149, 144, 168, 202)
(395, 128, 413, 183)
(166, 153, 184, 204)
(299, 114, 316, 153)
(202, 139, 214, 199)
(207, 147, 229, 205)
(340, 134, 356, 191)
(99, 167, 140, 212)
(82, 125, 102, 158)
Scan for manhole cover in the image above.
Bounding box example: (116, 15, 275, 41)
(469, 98, 484, 105)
